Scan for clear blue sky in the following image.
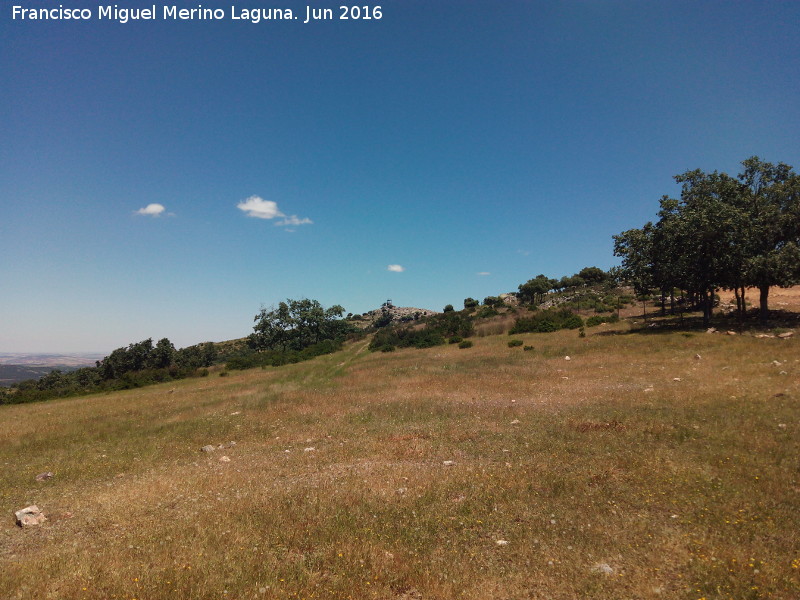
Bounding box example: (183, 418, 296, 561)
(2, 1, 799, 353)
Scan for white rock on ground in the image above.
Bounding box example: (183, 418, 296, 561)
(15, 505, 46, 527)
(591, 562, 614, 575)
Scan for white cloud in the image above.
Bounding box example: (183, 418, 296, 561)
(387, 264, 405, 272)
(477, 272, 491, 276)
(275, 215, 313, 227)
(237, 195, 312, 227)
(237, 196, 281, 219)
(135, 203, 166, 216)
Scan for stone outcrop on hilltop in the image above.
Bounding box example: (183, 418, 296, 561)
(356, 302, 438, 326)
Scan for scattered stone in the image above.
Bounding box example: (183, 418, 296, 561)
(168, 389, 175, 394)
(219, 441, 237, 449)
(201, 445, 216, 453)
(644, 387, 654, 393)
(778, 423, 787, 429)
(772, 360, 782, 366)
(778, 331, 794, 339)
(726, 331, 737, 336)
(564, 356, 571, 361)
(780, 371, 788, 375)
(396, 487, 407, 495)
(672, 378, 682, 382)
(510, 419, 521, 425)
(443, 460, 455, 466)
(591, 562, 614, 575)
(706, 327, 717, 334)
(495, 539, 510, 546)
(694, 354, 702, 360)
(304, 447, 316, 452)
(15, 505, 46, 527)
(219, 456, 231, 463)
(755, 333, 776, 338)
(230, 411, 241, 416)
(35, 472, 54, 482)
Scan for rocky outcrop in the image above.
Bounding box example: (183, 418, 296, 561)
(15, 505, 46, 527)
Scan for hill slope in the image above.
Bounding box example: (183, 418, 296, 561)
(1, 323, 799, 599)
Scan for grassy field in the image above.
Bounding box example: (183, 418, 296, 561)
(2, 319, 799, 599)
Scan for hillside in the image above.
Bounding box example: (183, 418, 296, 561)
(2, 316, 799, 599)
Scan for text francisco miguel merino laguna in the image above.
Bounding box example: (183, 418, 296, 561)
(11, 4, 384, 24)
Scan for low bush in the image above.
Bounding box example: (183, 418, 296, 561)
(508, 339, 524, 347)
(510, 308, 584, 335)
(458, 340, 473, 349)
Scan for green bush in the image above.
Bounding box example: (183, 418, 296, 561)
(458, 340, 473, 349)
(509, 308, 583, 334)
(586, 313, 620, 327)
(449, 336, 463, 344)
(523, 345, 534, 351)
(508, 339, 524, 347)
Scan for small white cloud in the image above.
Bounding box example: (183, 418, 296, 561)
(135, 203, 166, 216)
(237, 196, 281, 219)
(387, 264, 405, 272)
(275, 215, 313, 227)
(477, 272, 491, 276)
(237, 195, 312, 228)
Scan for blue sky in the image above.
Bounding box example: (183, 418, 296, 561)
(2, 1, 799, 353)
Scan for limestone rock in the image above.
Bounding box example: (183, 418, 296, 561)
(15, 505, 46, 527)
(591, 562, 614, 575)
(706, 327, 717, 334)
(35, 472, 54, 481)
(201, 445, 216, 453)
(778, 331, 794, 339)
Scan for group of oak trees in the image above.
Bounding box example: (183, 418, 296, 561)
(613, 157, 800, 326)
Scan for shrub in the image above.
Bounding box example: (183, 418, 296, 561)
(510, 308, 583, 334)
(458, 340, 473, 349)
(586, 313, 620, 327)
(523, 345, 534, 351)
(219, 371, 229, 377)
(449, 336, 463, 344)
(508, 339, 524, 347)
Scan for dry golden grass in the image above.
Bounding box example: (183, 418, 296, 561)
(2, 324, 799, 599)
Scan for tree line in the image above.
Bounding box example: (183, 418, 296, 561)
(613, 157, 800, 326)
(1, 338, 217, 404)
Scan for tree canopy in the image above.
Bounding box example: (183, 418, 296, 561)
(248, 298, 351, 352)
(613, 156, 800, 324)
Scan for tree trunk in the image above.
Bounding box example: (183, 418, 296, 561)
(759, 284, 770, 324)
(642, 299, 647, 323)
(670, 291, 675, 315)
(702, 289, 712, 328)
(660, 291, 666, 316)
